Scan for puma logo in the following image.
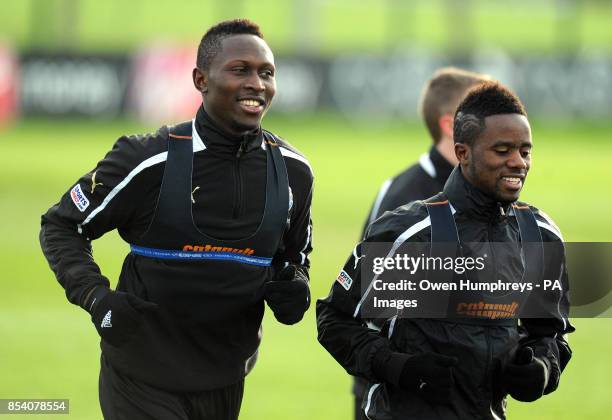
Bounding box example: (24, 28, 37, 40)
(353, 254, 365, 269)
(352, 245, 365, 269)
(91, 171, 104, 193)
(191, 186, 200, 203)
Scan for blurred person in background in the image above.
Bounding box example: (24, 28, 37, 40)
(318, 82, 573, 419)
(40, 19, 313, 420)
(352, 67, 489, 420)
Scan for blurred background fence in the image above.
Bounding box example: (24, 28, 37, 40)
(2, 0, 612, 124)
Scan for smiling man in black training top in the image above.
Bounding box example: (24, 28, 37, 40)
(317, 82, 574, 419)
(352, 67, 488, 420)
(40, 19, 313, 420)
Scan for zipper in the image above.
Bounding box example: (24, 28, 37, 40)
(232, 141, 245, 219)
(483, 325, 493, 413)
(487, 204, 506, 284)
(486, 207, 500, 284)
(483, 208, 501, 416)
(487, 224, 498, 282)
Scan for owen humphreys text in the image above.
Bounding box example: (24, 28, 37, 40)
(365, 253, 563, 313)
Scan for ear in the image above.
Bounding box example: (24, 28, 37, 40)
(454, 142, 470, 166)
(438, 113, 454, 140)
(192, 67, 208, 94)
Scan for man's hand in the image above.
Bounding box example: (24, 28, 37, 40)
(89, 288, 158, 347)
(503, 346, 550, 402)
(264, 265, 310, 325)
(399, 352, 458, 404)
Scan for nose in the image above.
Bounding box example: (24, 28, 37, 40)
(507, 150, 528, 170)
(245, 71, 265, 92)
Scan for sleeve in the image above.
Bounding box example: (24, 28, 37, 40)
(360, 177, 393, 240)
(316, 219, 413, 385)
(520, 210, 574, 394)
(40, 134, 157, 310)
(274, 157, 314, 273)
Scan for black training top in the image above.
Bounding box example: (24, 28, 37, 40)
(317, 167, 573, 419)
(40, 105, 314, 391)
(361, 146, 454, 238)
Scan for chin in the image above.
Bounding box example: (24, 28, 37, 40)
(232, 119, 260, 134)
(497, 192, 521, 203)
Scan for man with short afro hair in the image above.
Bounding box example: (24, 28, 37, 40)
(41, 18, 313, 420)
(454, 81, 527, 146)
(197, 19, 264, 71)
(353, 67, 488, 420)
(318, 80, 573, 419)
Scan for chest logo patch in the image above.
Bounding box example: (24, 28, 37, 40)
(70, 184, 90, 212)
(336, 270, 353, 291)
(182, 244, 255, 255)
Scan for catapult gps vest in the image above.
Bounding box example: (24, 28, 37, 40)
(130, 121, 289, 266)
(424, 194, 544, 324)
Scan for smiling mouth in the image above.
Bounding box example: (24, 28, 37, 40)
(238, 98, 265, 114)
(501, 176, 523, 190)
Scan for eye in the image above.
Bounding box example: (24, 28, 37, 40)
(231, 67, 247, 74)
(494, 148, 509, 155)
(259, 69, 274, 79)
(521, 149, 532, 158)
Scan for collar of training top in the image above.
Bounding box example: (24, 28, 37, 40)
(428, 145, 455, 184)
(194, 105, 263, 157)
(443, 166, 511, 223)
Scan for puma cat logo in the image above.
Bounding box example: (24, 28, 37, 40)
(91, 171, 104, 193)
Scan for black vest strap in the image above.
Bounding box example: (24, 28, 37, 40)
(265, 136, 290, 242)
(153, 122, 194, 231)
(423, 195, 459, 315)
(512, 204, 543, 242)
(425, 197, 459, 243)
(512, 203, 544, 284)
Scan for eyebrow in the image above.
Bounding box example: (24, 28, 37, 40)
(225, 59, 275, 68)
(492, 140, 532, 148)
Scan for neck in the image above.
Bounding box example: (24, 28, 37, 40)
(202, 104, 259, 138)
(195, 106, 262, 156)
(445, 166, 510, 222)
(460, 164, 514, 208)
(435, 136, 459, 166)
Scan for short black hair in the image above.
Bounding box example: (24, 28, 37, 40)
(453, 81, 527, 146)
(196, 19, 264, 70)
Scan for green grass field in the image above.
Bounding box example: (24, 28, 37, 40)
(1, 115, 611, 419)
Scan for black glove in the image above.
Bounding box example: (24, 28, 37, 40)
(88, 287, 158, 347)
(264, 265, 310, 325)
(399, 352, 458, 404)
(503, 347, 550, 402)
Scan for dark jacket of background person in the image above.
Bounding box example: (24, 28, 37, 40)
(362, 146, 454, 238)
(352, 145, 454, 412)
(317, 167, 573, 419)
(40, 106, 314, 391)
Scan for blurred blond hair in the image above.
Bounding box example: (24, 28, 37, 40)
(418, 67, 490, 144)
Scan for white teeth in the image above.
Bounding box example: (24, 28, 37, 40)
(503, 177, 521, 184)
(240, 99, 261, 107)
